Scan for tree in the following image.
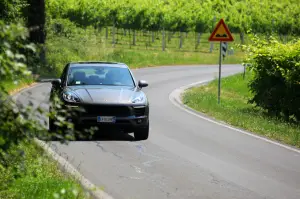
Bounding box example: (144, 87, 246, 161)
(26, 0, 46, 44)
(23, 0, 46, 71)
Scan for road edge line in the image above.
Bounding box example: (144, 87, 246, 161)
(34, 138, 114, 199)
(169, 79, 300, 155)
(11, 82, 115, 199)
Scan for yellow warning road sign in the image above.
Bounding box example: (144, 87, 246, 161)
(208, 19, 234, 42)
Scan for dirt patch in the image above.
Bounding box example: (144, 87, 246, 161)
(9, 82, 38, 96)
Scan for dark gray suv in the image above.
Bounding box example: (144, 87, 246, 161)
(48, 61, 150, 140)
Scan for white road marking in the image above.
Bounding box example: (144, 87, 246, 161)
(169, 80, 300, 155)
(142, 154, 162, 167)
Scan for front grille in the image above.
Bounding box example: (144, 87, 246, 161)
(81, 105, 132, 117)
(133, 107, 146, 117)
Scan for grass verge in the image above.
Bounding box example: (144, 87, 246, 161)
(3, 78, 36, 95)
(182, 72, 300, 148)
(0, 80, 91, 198)
(0, 141, 91, 199)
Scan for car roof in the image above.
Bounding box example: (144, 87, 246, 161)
(69, 61, 128, 68)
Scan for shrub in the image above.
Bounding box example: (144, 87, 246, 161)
(0, 20, 95, 195)
(243, 34, 300, 122)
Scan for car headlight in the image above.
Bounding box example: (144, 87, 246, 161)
(132, 95, 145, 104)
(62, 92, 80, 103)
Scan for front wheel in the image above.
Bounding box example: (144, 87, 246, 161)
(49, 117, 57, 132)
(134, 124, 149, 141)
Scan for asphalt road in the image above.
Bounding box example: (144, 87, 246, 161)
(16, 65, 300, 199)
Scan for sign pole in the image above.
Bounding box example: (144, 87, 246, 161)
(208, 18, 234, 104)
(218, 42, 222, 104)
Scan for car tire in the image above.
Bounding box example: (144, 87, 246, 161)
(134, 124, 149, 141)
(49, 117, 57, 132)
(48, 117, 60, 141)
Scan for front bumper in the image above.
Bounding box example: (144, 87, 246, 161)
(76, 115, 147, 125)
(63, 103, 149, 130)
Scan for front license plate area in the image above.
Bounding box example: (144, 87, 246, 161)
(97, 116, 116, 123)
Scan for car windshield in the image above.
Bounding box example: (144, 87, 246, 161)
(67, 65, 135, 87)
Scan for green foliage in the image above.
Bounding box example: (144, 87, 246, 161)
(0, 19, 94, 197)
(243, 34, 300, 122)
(47, 18, 80, 39)
(0, 20, 34, 85)
(0, 0, 28, 23)
(46, 0, 300, 34)
(0, 20, 41, 153)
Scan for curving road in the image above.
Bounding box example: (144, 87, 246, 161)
(16, 65, 300, 199)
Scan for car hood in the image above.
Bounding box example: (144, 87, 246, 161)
(65, 85, 145, 104)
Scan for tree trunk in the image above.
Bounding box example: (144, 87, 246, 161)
(26, 0, 46, 44)
(26, 0, 46, 69)
(209, 42, 214, 53)
(112, 24, 116, 47)
(162, 29, 165, 51)
(105, 27, 108, 39)
(152, 31, 155, 43)
(133, 30, 136, 45)
(195, 32, 201, 50)
(168, 31, 172, 42)
(240, 32, 244, 45)
(179, 32, 183, 49)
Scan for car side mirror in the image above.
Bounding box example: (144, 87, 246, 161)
(38, 78, 61, 85)
(51, 79, 62, 86)
(138, 80, 148, 88)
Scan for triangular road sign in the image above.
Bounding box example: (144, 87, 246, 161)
(209, 19, 234, 42)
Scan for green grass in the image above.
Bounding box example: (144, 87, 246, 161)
(2, 77, 35, 94)
(46, 24, 296, 76)
(182, 72, 300, 148)
(45, 22, 246, 76)
(0, 141, 91, 199)
(47, 35, 244, 69)
(41, 19, 297, 77)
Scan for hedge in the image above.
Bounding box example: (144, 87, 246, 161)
(244, 35, 300, 122)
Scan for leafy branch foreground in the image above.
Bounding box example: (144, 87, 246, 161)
(0, 20, 95, 198)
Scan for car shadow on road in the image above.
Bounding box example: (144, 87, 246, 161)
(42, 129, 137, 142)
(81, 131, 136, 142)
(70, 127, 137, 142)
